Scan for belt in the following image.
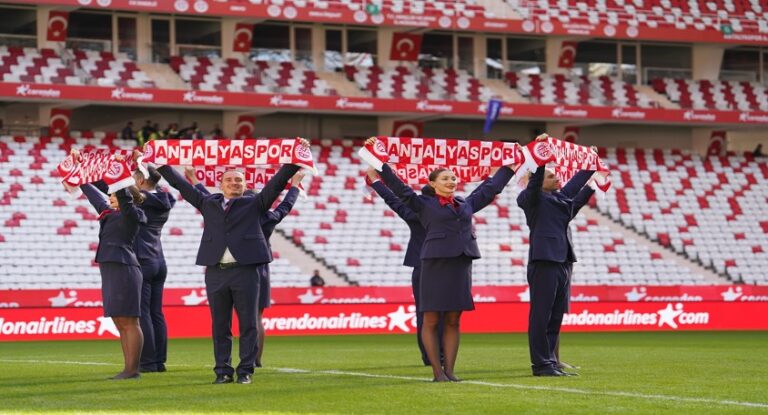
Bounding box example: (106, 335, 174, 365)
(216, 262, 240, 270)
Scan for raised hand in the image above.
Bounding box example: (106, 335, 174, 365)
(535, 133, 549, 142)
(366, 166, 380, 182)
(365, 137, 377, 147)
(291, 170, 306, 186)
(184, 167, 200, 185)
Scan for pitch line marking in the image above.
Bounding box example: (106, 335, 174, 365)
(1, 359, 765, 409)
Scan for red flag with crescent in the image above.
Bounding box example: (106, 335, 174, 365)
(563, 126, 580, 143)
(389, 33, 422, 62)
(49, 108, 71, 137)
(392, 121, 423, 138)
(558, 41, 578, 69)
(47, 11, 69, 42)
(707, 131, 726, 156)
(233, 23, 253, 53)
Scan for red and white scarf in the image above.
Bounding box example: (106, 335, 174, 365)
(57, 148, 136, 195)
(193, 165, 305, 195)
(545, 137, 612, 193)
(359, 137, 524, 172)
(141, 138, 317, 174)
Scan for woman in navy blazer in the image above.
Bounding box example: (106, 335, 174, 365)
(79, 156, 147, 380)
(369, 137, 519, 382)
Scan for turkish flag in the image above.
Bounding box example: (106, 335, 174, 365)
(563, 126, 580, 143)
(707, 130, 726, 156)
(392, 121, 423, 137)
(232, 23, 253, 53)
(49, 108, 72, 137)
(558, 41, 578, 69)
(235, 115, 256, 139)
(389, 33, 422, 62)
(46, 11, 69, 42)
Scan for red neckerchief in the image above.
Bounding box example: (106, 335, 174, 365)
(436, 194, 458, 207)
(97, 209, 117, 221)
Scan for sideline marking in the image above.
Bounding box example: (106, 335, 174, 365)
(1, 359, 766, 409)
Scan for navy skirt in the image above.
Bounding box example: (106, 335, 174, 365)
(419, 255, 474, 312)
(257, 264, 271, 310)
(99, 262, 142, 317)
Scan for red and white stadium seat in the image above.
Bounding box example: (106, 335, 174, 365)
(506, 72, 654, 108)
(344, 65, 492, 101)
(170, 55, 335, 96)
(229, 0, 494, 18)
(651, 78, 768, 111)
(0, 47, 79, 85)
(70, 49, 155, 89)
(593, 147, 768, 284)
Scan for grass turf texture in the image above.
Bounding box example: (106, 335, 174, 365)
(0, 332, 766, 414)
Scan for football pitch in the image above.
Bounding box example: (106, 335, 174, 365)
(0, 332, 766, 414)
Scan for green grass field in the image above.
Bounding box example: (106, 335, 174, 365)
(0, 332, 766, 414)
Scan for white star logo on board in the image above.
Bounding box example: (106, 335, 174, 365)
(657, 303, 684, 329)
(625, 287, 647, 302)
(181, 289, 207, 306)
(48, 290, 78, 307)
(518, 287, 530, 302)
(97, 316, 120, 337)
(387, 305, 416, 333)
(720, 287, 742, 302)
(297, 289, 323, 304)
(16, 84, 30, 96)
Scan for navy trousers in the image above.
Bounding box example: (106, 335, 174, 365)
(139, 260, 168, 371)
(526, 261, 572, 372)
(205, 264, 261, 377)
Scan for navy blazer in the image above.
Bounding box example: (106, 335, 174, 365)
(371, 180, 424, 268)
(517, 166, 595, 263)
(81, 184, 146, 266)
(380, 164, 516, 260)
(134, 190, 176, 263)
(157, 164, 300, 266)
(195, 183, 299, 250)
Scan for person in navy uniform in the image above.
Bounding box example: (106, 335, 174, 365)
(369, 137, 519, 382)
(516, 134, 596, 377)
(79, 154, 147, 380)
(155, 138, 307, 385)
(129, 152, 177, 373)
(187, 167, 305, 368)
(366, 167, 442, 366)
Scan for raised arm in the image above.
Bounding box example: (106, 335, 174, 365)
(254, 164, 300, 213)
(368, 167, 417, 221)
(157, 165, 206, 210)
(560, 169, 595, 199)
(80, 183, 110, 213)
(516, 165, 545, 211)
(115, 187, 146, 225)
(379, 163, 425, 213)
(572, 185, 595, 218)
(466, 165, 515, 213)
(264, 185, 300, 225)
(195, 183, 211, 196)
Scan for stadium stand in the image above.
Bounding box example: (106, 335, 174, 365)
(506, 72, 655, 108)
(344, 65, 492, 101)
(0, 47, 79, 85)
(228, 0, 494, 18)
(651, 78, 768, 111)
(170, 56, 335, 96)
(593, 147, 768, 284)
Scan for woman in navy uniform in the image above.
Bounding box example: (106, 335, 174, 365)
(79, 154, 147, 380)
(369, 137, 519, 382)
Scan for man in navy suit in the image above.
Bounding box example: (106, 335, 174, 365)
(156, 139, 306, 385)
(188, 168, 304, 368)
(517, 135, 596, 377)
(130, 157, 177, 374)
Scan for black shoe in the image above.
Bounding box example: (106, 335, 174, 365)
(157, 364, 167, 373)
(236, 374, 252, 384)
(213, 374, 234, 384)
(139, 365, 158, 373)
(532, 368, 568, 377)
(255, 360, 262, 368)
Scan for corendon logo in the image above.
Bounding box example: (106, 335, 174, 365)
(261, 305, 417, 333)
(0, 302, 19, 308)
(0, 316, 118, 337)
(16, 84, 61, 98)
(296, 289, 386, 305)
(269, 95, 309, 108)
(111, 88, 153, 102)
(477, 103, 514, 116)
(682, 110, 716, 122)
(48, 290, 103, 308)
(335, 98, 374, 110)
(415, 100, 453, 112)
(563, 303, 709, 329)
(624, 287, 702, 302)
(721, 287, 768, 302)
(738, 112, 768, 123)
(181, 289, 208, 306)
(183, 91, 224, 104)
(611, 108, 647, 119)
(552, 106, 588, 118)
